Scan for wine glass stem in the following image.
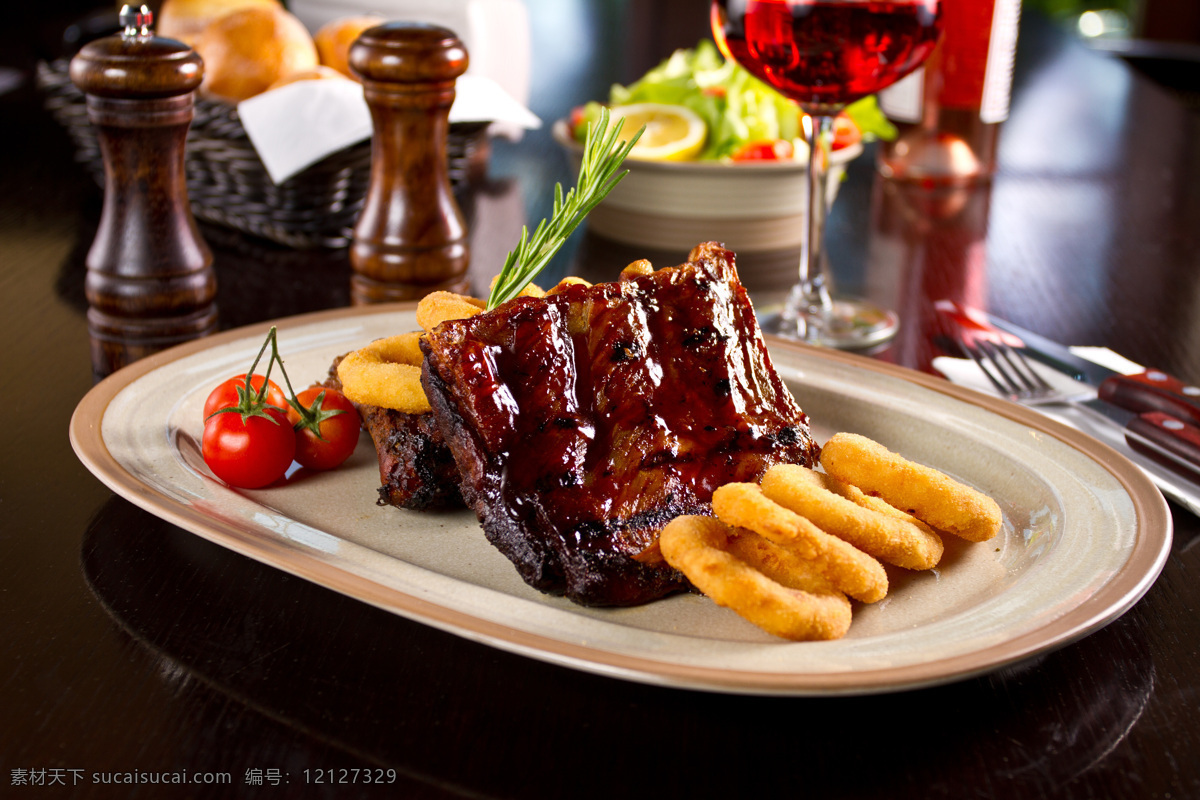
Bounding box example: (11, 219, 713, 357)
(799, 113, 835, 324)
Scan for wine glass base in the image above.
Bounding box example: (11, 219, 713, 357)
(761, 298, 899, 350)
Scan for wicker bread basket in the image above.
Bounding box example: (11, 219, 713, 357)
(37, 58, 487, 249)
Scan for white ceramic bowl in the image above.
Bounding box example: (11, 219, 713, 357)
(553, 119, 862, 253)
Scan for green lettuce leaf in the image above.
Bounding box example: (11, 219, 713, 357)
(573, 40, 896, 161)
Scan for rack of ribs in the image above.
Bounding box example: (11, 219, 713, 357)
(324, 356, 463, 511)
(420, 242, 819, 606)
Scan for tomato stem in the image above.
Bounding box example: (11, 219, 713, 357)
(242, 326, 276, 404)
(206, 327, 289, 425)
(206, 326, 349, 438)
(258, 326, 348, 439)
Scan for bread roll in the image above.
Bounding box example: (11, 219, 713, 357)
(157, 0, 280, 47)
(314, 15, 384, 80)
(197, 5, 319, 103)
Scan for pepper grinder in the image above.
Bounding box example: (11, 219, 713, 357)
(349, 23, 471, 304)
(70, 5, 216, 377)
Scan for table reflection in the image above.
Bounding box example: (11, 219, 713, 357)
(81, 490, 1154, 797)
(868, 177, 995, 373)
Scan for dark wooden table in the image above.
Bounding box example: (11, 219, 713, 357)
(2, 4, 1198, 798)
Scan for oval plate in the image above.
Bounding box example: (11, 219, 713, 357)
(69, 304, 1172, 696)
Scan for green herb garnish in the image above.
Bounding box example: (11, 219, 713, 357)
(486, 107, 642, 310)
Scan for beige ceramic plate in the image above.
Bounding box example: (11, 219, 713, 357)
(70, 304, 1172, 696)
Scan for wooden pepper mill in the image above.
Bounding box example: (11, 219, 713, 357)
(349, 23, 472, 304)
(70, 4, 217, 377)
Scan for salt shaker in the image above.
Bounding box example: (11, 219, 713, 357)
(349, 23, 472, 304)
(70, 5, 216, 376)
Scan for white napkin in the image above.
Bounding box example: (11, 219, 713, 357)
(934, 348, 1200, 517)
(237, 74, 541, 184)
(289, 0, 532, 107)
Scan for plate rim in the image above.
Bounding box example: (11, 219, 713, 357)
(69, 303, 1174, 696)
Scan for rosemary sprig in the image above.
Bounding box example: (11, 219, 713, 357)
(486, 107, 643, 310)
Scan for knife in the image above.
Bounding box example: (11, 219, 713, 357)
(937, 300, 1200, 479)
(938, 301, 1200, 421)
(983, 313, 1200, 426)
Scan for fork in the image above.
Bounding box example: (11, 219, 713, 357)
(954, 334, 1065, 404)
(953, 334, 1200, 491)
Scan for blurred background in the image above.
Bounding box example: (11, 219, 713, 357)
(1025, 0, 1200, 110)
(1, 0, 1196, 311)
(3, 0, 1199, 104)
(3, 0, 1197, 161)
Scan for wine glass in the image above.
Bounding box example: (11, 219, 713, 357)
(711, 0, 942, 348)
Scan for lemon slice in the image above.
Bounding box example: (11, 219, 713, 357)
(609, 103, 707, 162)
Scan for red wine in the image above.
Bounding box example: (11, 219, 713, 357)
(712, 0, 942, 112)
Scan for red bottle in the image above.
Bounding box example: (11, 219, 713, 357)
(877, 0, 1021, 185)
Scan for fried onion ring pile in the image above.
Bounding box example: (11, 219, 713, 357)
(659, 432, 1004, 641)
(712, 483, 889, 604)
(336, 290, 485, 413)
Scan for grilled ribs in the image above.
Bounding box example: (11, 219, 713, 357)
(357, 405, 463, 510)
(324, 356, 463, 511)
(420, 242, 819, 606)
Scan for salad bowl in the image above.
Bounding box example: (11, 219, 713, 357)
(553, 119, 861, 253)
(552, 41, 884, 253)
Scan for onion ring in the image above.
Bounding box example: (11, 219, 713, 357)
(416, 291, 486, 334)
(620, 259, 654, 280)
(761, 464, 944, 571)
(819, 433, 1003, 542)
(335, 332, 430, 414)
(546, 277, 592, 295)
(712, 482, 888, 603)
(722, 527, 842, 596)
(659, 515, 852, 641)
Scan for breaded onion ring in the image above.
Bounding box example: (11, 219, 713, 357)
(620, 259, 654, 280)
(761, 465, 944, 571)
(712, 483, 888, 603)
(416, 291, 486, 334)
(336, 332, 430, 414)
(723, 528, 842, 596)
(819, 433, 1003, 543)
(546, 277, 592, 295)
(659, 516, 852, 641)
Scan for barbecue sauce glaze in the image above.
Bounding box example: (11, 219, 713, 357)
(422, 242, 819, 605)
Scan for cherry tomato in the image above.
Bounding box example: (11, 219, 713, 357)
(830, 114, 862, 151)
(202, 406, 296, 489)
(203, 374, 288, 420)
(568, 105, 587, 137)
(730, 139, 794, 162)
(287, 387, 360, 471)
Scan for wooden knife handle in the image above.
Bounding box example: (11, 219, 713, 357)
(1099, 371, 1200, 425)
(1125, 411, 1200, 477)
